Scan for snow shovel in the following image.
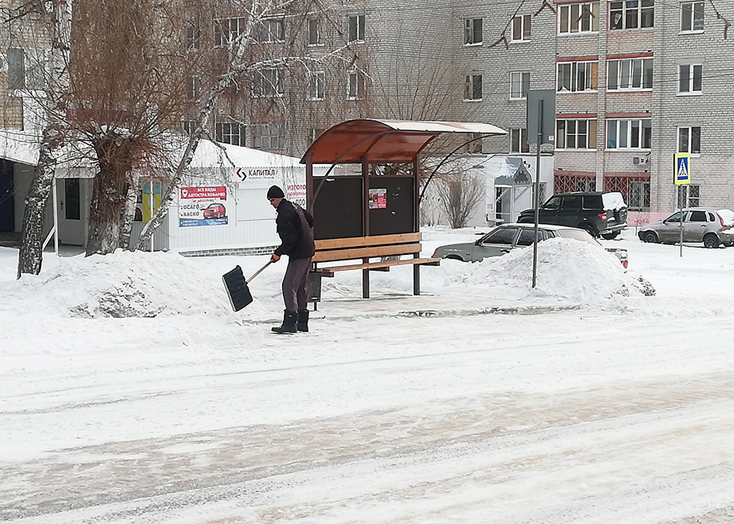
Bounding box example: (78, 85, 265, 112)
(222, 260, 273, 311)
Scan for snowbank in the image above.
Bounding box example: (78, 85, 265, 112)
(444, 238, 652, 307)
(0, 251, 233, 318)
(0, 237, 653, 320)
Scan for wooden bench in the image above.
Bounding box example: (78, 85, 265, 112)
(310, 232, 440, 300)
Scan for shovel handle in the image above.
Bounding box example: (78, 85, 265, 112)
(246, 259, 274, 283)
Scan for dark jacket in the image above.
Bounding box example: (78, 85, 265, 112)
(274, 199, 315, 260)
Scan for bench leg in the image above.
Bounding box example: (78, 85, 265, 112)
(413, 264, 420, 295)
(362, 268, 370, 298)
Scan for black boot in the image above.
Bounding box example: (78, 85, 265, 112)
(297, 309, 309, 332)
(272, 310, 297, 334)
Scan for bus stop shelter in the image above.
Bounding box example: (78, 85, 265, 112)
(300, 119, 507, 240)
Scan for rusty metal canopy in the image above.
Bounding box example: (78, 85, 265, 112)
(300, 119, 507, 165)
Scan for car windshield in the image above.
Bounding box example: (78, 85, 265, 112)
(665, 211, 683, 223)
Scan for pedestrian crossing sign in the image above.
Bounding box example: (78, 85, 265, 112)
(674, 153, 690, 185)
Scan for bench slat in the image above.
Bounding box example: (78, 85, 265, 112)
(313, 242, 422, 263)
(314, 232, 422, 251)
(313, 257, 440, 274)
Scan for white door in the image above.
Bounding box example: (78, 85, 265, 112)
(57, 178, 87, 246)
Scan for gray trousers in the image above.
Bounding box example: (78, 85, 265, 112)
(282, 257, 311, 312)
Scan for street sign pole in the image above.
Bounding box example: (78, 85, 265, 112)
(527, 90, 555, 288)
(674, 153, 691, 258)
(532, 98, 542, 288)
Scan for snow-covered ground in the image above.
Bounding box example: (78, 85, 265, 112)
(2, 227, 734, 523)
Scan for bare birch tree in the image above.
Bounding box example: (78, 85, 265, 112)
(136, 0, 356, 250)
(6, 0, 74, 278)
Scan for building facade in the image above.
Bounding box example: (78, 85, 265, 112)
(4, 0, 734, 240)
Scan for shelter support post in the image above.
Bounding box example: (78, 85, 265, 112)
(413, 263, 420, 295)
(362, 265, 370, 298)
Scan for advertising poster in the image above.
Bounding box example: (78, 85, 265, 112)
(286, 183, 307, 208)
(368, 188, 387, 209)
(134, 178, 162, 222)
(179, 186, 228, 227)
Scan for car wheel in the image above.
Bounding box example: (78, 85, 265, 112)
(703, 234, 720, 249)
(446, 255, 464, 261)
(601, 231, 619, 240)
(642, 231, 659, 244)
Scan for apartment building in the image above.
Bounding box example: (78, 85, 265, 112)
(4, 0, 734, 226)
(350, 0, 734, 215)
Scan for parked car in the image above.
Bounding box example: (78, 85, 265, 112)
(638, 208, 734, 248)
(517, 191, 628, 239)
(203, 203, 226, 219)
(431, 223, 628, 267)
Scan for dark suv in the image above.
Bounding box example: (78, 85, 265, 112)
(517, 191, 628, 239)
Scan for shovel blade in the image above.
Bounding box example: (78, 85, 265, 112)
(222, 265, 254, 311)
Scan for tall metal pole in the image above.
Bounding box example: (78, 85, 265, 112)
(532, 98, 543, 288)
(679, 185, 684, 257)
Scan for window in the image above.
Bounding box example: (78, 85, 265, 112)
(628, 180, 651, 209)
(253, 68, 283, 97)
(65, 179, 80, 221)
(307, 71, 325, 100)
(689, 210, 706, 222)
(678, 64, 702, 94)
(678, 126, 701, 154)
(512, 15, 531, 41)
(186, 76, 201, 100)
(7, 48, 46, 90)
(677, 184, 700, 207)
(464, 74, 483, 100)
(464, 18, 483, 45)
(255, 19, 284, 43)
(609, 0, 654, 30)
(254, 123, 285, 150)
(607, 58, 653, 90)
(347, 69, 365, 99)
(576, 178, 596, 191)
(606, 119, 652, 149)
(556, 119, 597, 149)
(309, 128, 324, 143)
(185, 20, 200, 50)
(681, 1, 704, 31)
(559, 2, 599, 34)
(510, 72, 530, 99)
(308, 18, 322, 45)
(510, 128, 529, 153)
(214, 17, 247, 46)
(182, 121, 197, 135)
(481, 227, 518, 245)
(348, 14, 365, 42)
(688, 185, 700, 207)
(557, 61, 598, 92)
(561, 195, 582, 210)
(215, 122, 246, 146)
(466, 133, 483, 153)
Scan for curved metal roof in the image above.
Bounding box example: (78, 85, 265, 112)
(300, 119, 507, 165)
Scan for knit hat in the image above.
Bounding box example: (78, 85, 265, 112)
(267, 185, 285, 199)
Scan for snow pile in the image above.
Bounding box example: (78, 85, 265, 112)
(445, 238, 653, 306)
(0, 250, 233, 318)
